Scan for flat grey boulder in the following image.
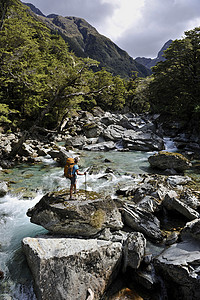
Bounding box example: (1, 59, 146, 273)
(163, 191, 199, 221)
(148, 151, 191, 172)
(122, 130, 164, 151)
(22, 236, 122, 300)
(103, 125, 126, 141)
(154, 239, 200, 300)
(27, 190, 123, 236)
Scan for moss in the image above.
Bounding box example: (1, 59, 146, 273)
(83, 123, 97, 130)
(158, 151, 189, 161)
(90, 209, 105, 229)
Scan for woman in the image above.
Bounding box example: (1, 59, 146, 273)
(69, 157, 86, 200)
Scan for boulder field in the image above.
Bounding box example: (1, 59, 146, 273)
(22, 172, 200, 300)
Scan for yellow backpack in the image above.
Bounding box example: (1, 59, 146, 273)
(64, 157, 75, 178)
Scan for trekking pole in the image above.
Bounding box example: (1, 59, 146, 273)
(85, 172, 87, 200)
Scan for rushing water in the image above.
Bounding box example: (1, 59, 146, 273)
(0, 145, 199, 299)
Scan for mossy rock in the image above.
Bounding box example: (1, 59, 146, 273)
(148, 151, 192, 172)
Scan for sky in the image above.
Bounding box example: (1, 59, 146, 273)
(23, 0, 200, 58)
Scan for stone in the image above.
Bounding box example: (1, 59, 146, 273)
(148, 151, 192, 172)
(83, 141, 116, 151)
(122, 232, 146, 272)
(27, 190, 123, 236)
(122, 130, 164, 151)
(122, 203, 163, 241)
(102, 125, 126, 141)
(48, 147, 71, 166)
(65, 135, 87, 149)
(167, 175, 192, 186)
(22, 236, 122, 300)
(0, 181, 8, 197)
(83, 122, 103, 138)
(154, 239, 200, 300)
(181, 219, 200, 241)
(163, 192, 199, 221)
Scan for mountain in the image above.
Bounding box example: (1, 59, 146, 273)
(22, 2, 45, 17)
(23, 3, 151, 78)
(135, 40, 173, 70)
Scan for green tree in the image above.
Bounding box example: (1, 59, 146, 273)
(0, 0, 99, 130)
(88, 69, 126, 111)
(149, 27, 200, 119)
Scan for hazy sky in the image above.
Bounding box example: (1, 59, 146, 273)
(23, 0, 200, 58)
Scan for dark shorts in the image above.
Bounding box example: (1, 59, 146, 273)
(70, 176, 76, 185)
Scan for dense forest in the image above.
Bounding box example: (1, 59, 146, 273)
(0, 0, 200, 132)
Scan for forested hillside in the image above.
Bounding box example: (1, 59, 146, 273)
(24, 3, 151, 79)
(0, 0, 129, 131)
(0, 0, 200, 134)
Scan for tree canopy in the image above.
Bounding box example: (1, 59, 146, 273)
(1, 0, 200, 133)
(149, 27, 200, 122)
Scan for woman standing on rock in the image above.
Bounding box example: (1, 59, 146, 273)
(68, 157, 86, 200)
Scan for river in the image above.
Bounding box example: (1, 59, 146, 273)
(0, 139, 198, 299)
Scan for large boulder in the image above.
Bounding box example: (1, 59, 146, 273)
(163, 191, 199, 221)
(27, 190, 123, 236)
(22, 236, 122, 300)
(102, 125, 126, 141)
(48, 147, 71, 166)
(82, 122, 104, 138)
(148, 151, 191, 172)
(154, 239, 200, 300)
(122, 130, 164, 151)
(121, 203, 163, 241)
(181, 219, 200, 240)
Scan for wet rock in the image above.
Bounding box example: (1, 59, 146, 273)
(163, 191, 199, 221)
(65, 135, 87, 149)
(148, 151, 192, 172)
(154, 239, 200, 300)
(83, 141, 116, 151)
(121, 203, 163, 241)
(181, 219, 200, 241)
(48, 147, 71, 166)
(22, 236, 122, 300)
(122, 130, 164, 151)
(27, 190, 123, 236)
(0, 181, 8, 197)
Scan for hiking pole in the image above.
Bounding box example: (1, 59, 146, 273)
(85, 172, 87, 200)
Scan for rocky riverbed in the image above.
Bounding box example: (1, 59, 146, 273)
(21, 170, 200, 300)
(0, 109, 200, 299)
(0, 109, 200, 170)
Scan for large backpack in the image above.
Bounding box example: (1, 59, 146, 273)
(64, 157, 75, 178)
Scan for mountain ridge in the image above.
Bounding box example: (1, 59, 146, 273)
(135, 40, 173, 70)
(23, 2, 151, 78)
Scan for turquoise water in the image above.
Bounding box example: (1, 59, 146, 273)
(0, 149, 199, 299)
